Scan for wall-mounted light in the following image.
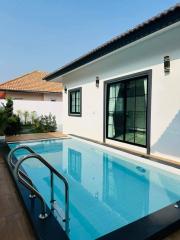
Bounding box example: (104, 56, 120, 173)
(164, 56, 170, 73)
(96, 76, 99, 88)
(64, 86, 67, 94)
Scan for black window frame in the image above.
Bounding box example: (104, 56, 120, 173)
(104, 70, 152, 152)
(68, 87, 82, 116)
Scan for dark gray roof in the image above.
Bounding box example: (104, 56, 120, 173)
(44, 4, 180, 81)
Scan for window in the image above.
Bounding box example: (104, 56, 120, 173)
(106, 76, 148, 147)
(68, 148, 82, 182)
(68, 87, 82, 116)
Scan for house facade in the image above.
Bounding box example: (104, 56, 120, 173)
(0, 71, 63, 101)
(44, 5, 180, 162)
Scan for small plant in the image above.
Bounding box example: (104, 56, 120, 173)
(1, 99, 57, 135)
(48, 114, 57, 132)
(16, 109, 23, 119)
(23, 111, 29, 125)
(31, 111, 37, 124)
(33, 113, 57, 133)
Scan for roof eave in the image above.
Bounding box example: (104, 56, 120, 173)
(0, 89, 62, 94)
(44, 4, 180, 81)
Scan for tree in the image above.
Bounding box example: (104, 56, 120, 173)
(0, 107, 7, 136)
(0, 99, 22, 136)
(4, 114, 21, 136)
(2, 97, 13, 118)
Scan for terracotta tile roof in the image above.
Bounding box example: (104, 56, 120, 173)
(0, 71, 63, 93)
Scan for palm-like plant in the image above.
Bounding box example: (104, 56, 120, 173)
(31, 111, 37, 124)
(16, 109, 22, 119)
(23, 111, 29, 125)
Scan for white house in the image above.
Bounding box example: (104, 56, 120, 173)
(44, 4, 180, 162)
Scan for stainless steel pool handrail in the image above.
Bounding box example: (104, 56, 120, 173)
(8, 145, 35, 168)
(14, 159, 48, 220)
(7, 145, 36, 198)
(14, 153, 70, 233)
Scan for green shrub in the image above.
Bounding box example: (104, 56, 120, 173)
(2, 97, 13, 118)
(33, 114, 57, 133)
(5, 114, 21, 136)
(0, 107, 7, 136)
(1, 99, 57, 135)
(0, 98, 22, 136)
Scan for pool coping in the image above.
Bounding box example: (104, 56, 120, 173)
(97, 202, 180, 240)
(3, 138, 180, 240)
(70, 134, 180, 169)
(7, 135, 180, 170)
(6, 136, 70, 144)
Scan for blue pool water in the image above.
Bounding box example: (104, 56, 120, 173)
(9, 138, 180, 240)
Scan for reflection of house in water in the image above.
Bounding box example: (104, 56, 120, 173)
(102, 153, 150, 222)
(39, 139, 180, 239)
(65, 143, 151, 224)
(68, 148, 82, 182)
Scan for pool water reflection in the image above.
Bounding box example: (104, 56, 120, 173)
(9, 138, 180, 240)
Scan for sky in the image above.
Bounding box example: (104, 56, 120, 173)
(0, 0, 179, 83)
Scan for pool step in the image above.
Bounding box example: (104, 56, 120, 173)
(52, 201, 66, 222)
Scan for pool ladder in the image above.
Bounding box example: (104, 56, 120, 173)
(7, 145, 70, 233)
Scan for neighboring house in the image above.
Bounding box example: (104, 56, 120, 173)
(0, 71, 63, 101)
(44, 5, 180, 161)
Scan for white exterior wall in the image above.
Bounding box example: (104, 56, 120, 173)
(0, 100, 63, 131)
(5, 91, 62, 102)
(6, 91, 44, 101)
(43, 92, 62, 101)
(56, 22, 180, 162)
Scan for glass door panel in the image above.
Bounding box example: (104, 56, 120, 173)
(134, 78, 147, 145)
(107, 83, 124, 140)
(106, 76, 148, 147)
(125, 80, 135, 143)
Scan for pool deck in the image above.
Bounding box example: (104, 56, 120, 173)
(6, 131, 68, 142)
(1, 132, 180, 240)
(163, 230, 180, 240)
(0, 154, 36, 240)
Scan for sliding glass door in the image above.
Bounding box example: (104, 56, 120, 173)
(106, 76, 147, 147)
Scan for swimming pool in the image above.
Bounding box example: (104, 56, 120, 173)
(8, 138, 180, 240)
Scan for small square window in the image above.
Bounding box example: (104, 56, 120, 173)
(68, 87, 82, 116)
